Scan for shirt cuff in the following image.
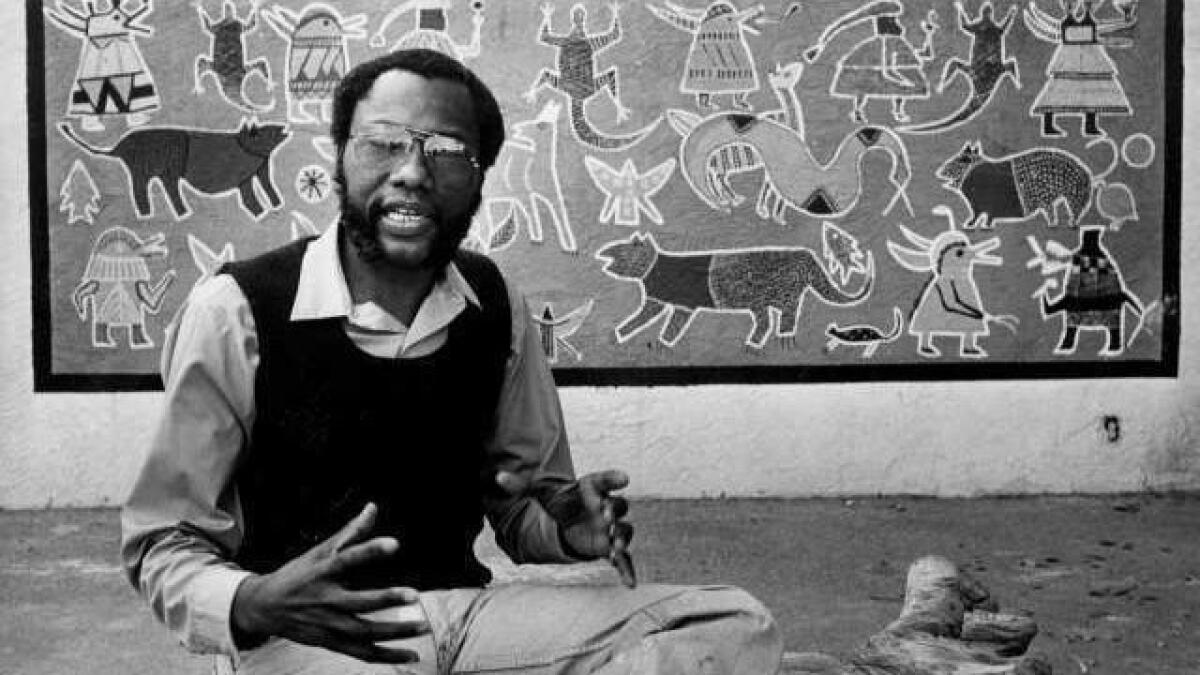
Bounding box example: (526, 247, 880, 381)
(184, 566, 255, 661)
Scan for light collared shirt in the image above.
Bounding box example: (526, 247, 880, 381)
(120, 223, 577, 657)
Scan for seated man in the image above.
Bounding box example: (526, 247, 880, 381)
(120, 48, 782, 675)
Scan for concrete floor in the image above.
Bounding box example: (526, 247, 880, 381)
(2, 495, 1198, 674)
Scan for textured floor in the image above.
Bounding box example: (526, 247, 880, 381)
(2, 495, 1198, 674)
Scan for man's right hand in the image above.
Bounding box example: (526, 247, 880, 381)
(230, 503, 430, 663)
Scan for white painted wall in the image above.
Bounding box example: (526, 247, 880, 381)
(2, 4, 1197, 508)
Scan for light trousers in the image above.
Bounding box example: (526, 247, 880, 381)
(234, 583, 782, 674)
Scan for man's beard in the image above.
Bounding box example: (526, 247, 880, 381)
(338, 180, 480, 271)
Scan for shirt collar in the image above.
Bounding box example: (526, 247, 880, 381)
(289, 220, 481, 323)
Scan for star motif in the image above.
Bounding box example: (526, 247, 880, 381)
(584, 157, 676, 227)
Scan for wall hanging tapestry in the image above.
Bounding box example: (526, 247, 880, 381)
(28, 0, 1180, 390)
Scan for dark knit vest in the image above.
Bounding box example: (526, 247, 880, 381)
(221, 238, 510, 590)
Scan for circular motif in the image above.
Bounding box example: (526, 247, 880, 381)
(1120, 133, 1155, 169)
(295, 165, 332, 203)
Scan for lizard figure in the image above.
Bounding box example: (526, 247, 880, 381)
(525, 2, 658, 150)
(195, 1, 275, 113)
(901, 1, 1019, 134)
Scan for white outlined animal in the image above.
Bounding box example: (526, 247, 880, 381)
(524, 2, 660, 151)
(669, 111, 914, 222)
(935, 138, 1119, 229)
(887, 205, 1017, 358)
(825, 307, 904, 358)
(194, 1, 276, 113)
(900, 1, 1020, 134)
(595, 232, 874, 349)
(472, 101, 575, 253)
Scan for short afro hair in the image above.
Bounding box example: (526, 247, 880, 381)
(330, 49, 505, 171)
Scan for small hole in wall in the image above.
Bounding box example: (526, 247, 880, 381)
(1102, 415, 1121, 443)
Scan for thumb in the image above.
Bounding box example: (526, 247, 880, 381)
(330, 502, 379, 554)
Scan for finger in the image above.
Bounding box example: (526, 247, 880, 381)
(579, 471, 629, 517)
(344, 615, 431, 642)
(335, 586, 421, 614)
(583, 469, 631, 495)
(286, 623, 422, 665)
(328, 536, 400, 576)
(610, 521, 634, 549)
(324, 636, 422, 665)
(330, 503, 379, 554)
(608, 495, 630, 521)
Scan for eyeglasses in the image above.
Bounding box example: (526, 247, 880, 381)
(347, 127, 481, 189)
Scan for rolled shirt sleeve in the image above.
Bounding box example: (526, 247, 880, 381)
(483, 280, 582, 564)
(120, 274, 259, 656)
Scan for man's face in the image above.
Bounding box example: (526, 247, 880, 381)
(338, 69, 482, 271)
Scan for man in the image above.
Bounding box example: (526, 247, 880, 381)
(121, 49, 781, 674)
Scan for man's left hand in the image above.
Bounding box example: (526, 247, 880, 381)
(497, 469, 636, 586)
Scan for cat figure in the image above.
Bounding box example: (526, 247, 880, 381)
(596, 232, 874, 349)
(937, 141, 1115, 229)
(825, 307, 903, 358)
(59, 119, 289, 221)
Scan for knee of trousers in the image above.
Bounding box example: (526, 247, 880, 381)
(673, 585, 782, 647)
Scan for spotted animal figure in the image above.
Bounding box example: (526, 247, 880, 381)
(825, 307, 904, 358)
(195, 1, 275, 113)
(595, 232, 874, 349)
(936, 140, 1116, 228)
(524, 3, 659, 150)
(59, 119, 289, 221)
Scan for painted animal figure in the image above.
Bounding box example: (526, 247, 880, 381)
(825, 307, 904, 358)
(59, 119, 289, 220)
(669, 110, 914, 222)
(43, 0, 159, 131)
(760, 61, 806, 138)
(936, 139, 1116, 228)
(887, 206, 1018, 358)
(195, 1, 275, 113)
(595, 232, 874, 349)
(1034, 226, 1145, 355)
(525, 2, 659, 150)
(901, 1, 1020, 134)
(472, 101, 575, 252)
